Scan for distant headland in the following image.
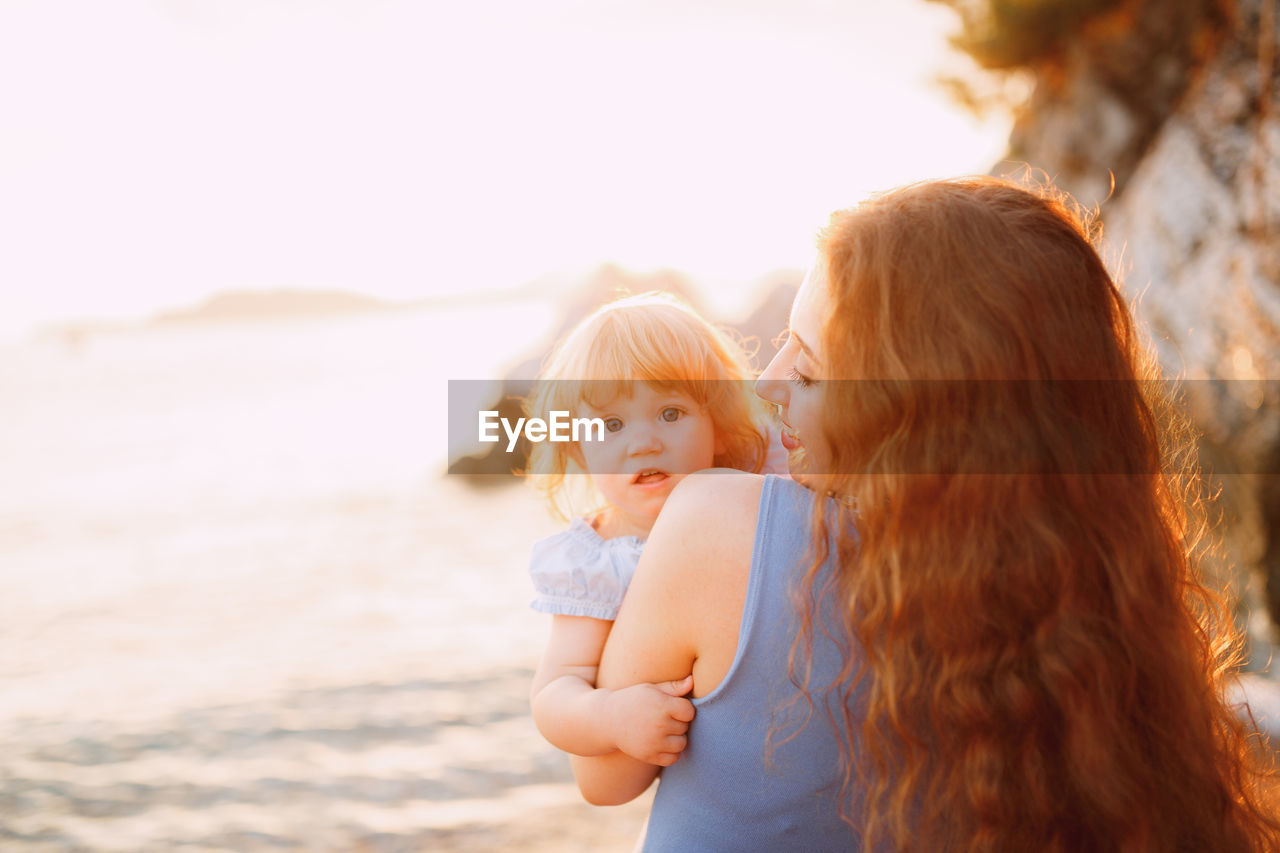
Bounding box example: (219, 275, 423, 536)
(148, 289, 399, 325)
(35, 288, 426, 344)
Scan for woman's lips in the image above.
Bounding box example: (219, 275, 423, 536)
(779, 425, 801, 451)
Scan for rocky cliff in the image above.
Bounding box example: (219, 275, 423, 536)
(980, 0, 1279, 641)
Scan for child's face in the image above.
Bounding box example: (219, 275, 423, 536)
(576, 383, 718, 536)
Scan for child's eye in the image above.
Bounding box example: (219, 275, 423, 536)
(787, 367, 815, 389)
(659, 406, 683, 423)
(603, 416, 624, 433)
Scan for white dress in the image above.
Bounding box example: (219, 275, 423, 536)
(528, 517, 644, 621)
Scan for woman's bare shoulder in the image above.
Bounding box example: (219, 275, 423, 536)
(636, 471, 768, 585)
(659, 470, 767, 532)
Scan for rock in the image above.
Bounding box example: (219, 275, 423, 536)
(447, 384, 535, 482)
(1002, 0, 1230, 210)
(999, 0, 1280, 645)
(1099, 14, 1280, 638)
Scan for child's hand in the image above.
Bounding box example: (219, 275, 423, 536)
(604, 675, 696, 767)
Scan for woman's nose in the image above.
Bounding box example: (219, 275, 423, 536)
(755, 351, 789, 409)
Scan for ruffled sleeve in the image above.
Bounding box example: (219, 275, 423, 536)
(528, 518, 644, 620)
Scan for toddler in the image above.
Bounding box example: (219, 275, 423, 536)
(526, 291, 774, 766)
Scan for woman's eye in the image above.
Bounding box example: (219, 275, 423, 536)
(787, 367, 815, 389)
(603, 417, 624, 433)
(659, 406, 683, 423)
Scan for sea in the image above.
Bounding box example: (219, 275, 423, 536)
(0, 301, 654, 851)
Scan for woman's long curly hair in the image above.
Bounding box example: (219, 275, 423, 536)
(800, 177, 1280, 851)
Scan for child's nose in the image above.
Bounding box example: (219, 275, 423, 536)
(627, 424, 662, 455)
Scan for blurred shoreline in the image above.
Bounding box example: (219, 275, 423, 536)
(0, 306, 651, 850)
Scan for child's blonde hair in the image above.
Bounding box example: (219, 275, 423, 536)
(526, 291, 767, 520)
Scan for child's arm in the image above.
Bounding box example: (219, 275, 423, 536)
(530, 614, 695, 766)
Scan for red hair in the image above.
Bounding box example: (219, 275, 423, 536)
(799, 178, 1280, 850)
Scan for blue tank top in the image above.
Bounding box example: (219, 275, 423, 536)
(642, 475, 867, 852)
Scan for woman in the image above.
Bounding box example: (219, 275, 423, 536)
(572, 178, 1280, 851)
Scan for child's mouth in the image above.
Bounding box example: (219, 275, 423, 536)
(633, 469, 669, 486)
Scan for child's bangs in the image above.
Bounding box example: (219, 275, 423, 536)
(574, 376, 635, 410)
(570, 377, 719, 414)
(580, 311, 726, 405)
(645, 377, 722, 408)
(531, 291, 756, 423)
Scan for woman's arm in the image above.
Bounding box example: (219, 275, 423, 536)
(571, 471, 763, 805)
(530, 615, 693, 763)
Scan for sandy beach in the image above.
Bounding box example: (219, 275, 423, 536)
(0, 472, 654, 851)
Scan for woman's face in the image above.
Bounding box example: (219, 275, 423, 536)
(756, 260, 829, 480)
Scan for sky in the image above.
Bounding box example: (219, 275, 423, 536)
(0, 0, 1012, 339)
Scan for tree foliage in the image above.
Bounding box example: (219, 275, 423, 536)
(927, 0, 1126, 68)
